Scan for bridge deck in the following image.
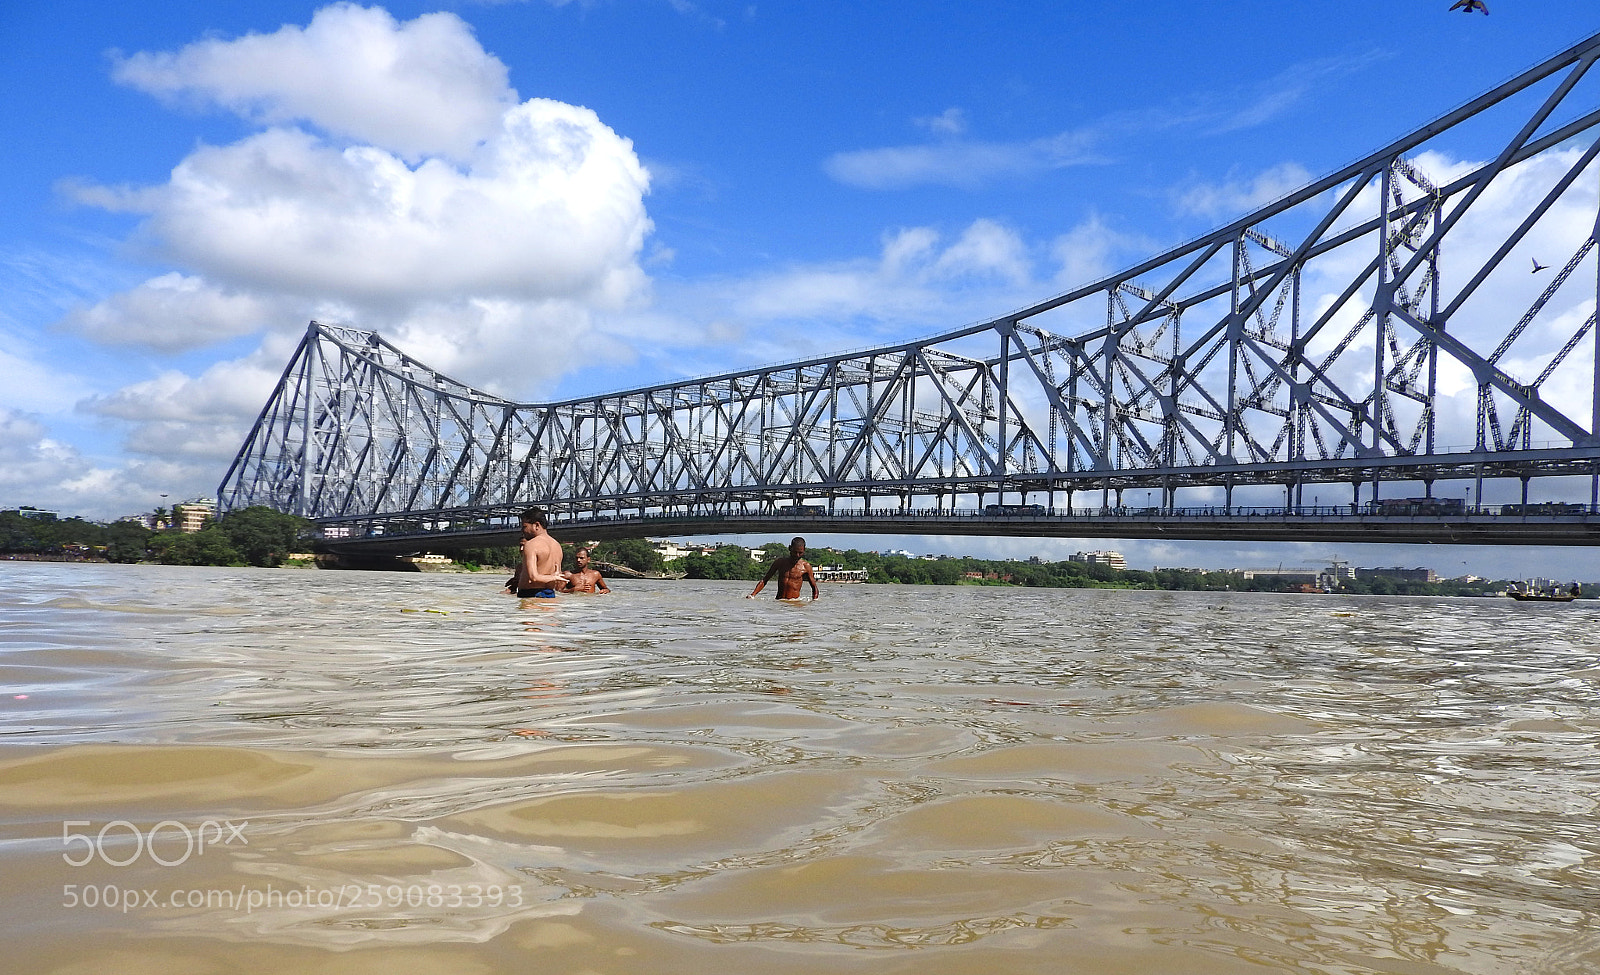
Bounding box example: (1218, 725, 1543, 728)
(317, 507, 1600, 555)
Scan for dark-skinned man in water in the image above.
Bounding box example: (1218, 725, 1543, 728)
(747, 536, 820, 601)
(566, 547, 611, 594)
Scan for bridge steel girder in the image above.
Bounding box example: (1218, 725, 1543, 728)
(219, 31, 1600, 547)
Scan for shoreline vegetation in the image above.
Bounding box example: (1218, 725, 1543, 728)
(3, 508, 1589, 598)
(1, 506, 310, 568)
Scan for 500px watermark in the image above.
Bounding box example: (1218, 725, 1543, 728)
(62, 883, 527, 914)
(61, 820, 248, 867)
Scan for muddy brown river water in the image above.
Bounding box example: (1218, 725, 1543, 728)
(1, 561, 1597, 973)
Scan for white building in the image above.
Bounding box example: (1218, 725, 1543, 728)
(652, 540, 692, 561)
(1070, 550, 1127, 571)
(1241, 568, 1323, 585)
(174, 498, 217, 533)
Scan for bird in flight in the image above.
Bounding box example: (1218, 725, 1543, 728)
(1450, 0, 1489, 13)
(1531, 258, 1548, 273)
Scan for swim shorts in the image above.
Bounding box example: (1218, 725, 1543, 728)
(517, 588, 558, 598)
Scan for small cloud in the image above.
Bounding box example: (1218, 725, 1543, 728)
(721, 218, 1035, 325)
(1207, 50, 1388, 135)
(824, 130, 1101, 191)
(1174, 162, 1314, 221)
(914, 107, 967, 136)
(828, 49, 1385, 194)
(1050, 213, 1153, 291)
(934, 219, 1029, 285)
(664, 0, 727, 28)
(58, 273, 280, 352)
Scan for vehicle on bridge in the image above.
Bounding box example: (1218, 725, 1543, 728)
(1365, 497, 1466, 516)
(1500, 502, 1590, 515)
(983, 504, 1047, 516)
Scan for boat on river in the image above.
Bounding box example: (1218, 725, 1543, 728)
(1508, 591, 1579, 603)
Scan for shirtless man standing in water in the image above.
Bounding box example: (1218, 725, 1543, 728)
(505, 508, 569, 598)
(747, 536, 820, 601)
(566, 548, 611, 594)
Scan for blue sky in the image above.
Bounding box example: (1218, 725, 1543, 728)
(3, 1, 1599, 576)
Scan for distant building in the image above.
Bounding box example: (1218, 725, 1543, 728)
(813, 565, 868, 582)
(1355, 566, 1437, 583)
(652, 540, 692, 561)
(8, 506, 57, 521)
(1070, 550, 1127, 571)
(963, 570, 1014, 582)
(1241, 568, 1323, 586)
(173, 498, 217, 533)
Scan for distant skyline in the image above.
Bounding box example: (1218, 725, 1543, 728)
(3, 1, 1599, 576)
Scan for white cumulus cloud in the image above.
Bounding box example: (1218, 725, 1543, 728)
(68, 3, 653, 369)
(53, 2, 663, 510)
(111, 3, 515, 162)
(59, 273, 281, 351)
(100, 103, 652, 310)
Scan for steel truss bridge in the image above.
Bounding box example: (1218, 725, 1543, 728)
(221, 32, 1600, 553)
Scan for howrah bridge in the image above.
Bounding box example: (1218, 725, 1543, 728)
(219, 31, 1600, 554)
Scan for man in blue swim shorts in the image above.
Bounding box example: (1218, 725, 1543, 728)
(503, 507, 570, 598)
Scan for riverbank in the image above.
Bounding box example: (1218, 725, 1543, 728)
(7, 552, 1589, 599)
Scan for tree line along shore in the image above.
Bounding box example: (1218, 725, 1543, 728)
(3, 508, 1586, 599)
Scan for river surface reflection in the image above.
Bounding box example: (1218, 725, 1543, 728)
(2, 561, 1598, 973)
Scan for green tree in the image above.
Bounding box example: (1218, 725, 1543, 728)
(216, 506, 310, 567)
(592, 538, 664, 573)
(450, 546, 520, 570)
(150, 527, 242, 566)
(104, 520, 152, 563)
(681, 545, 760, 580)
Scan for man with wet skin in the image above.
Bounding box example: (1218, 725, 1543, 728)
(566, 547, 611, 594)
(504, 507, 569, 598)
(747, 536, 820, 601)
